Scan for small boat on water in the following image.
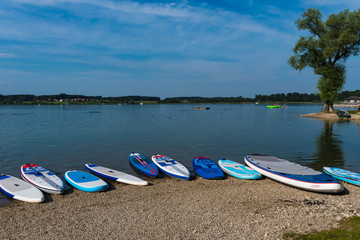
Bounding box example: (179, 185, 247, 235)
(266, 105, 280, 108)
(194, 106, 210, 110)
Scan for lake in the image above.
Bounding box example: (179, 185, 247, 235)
(1, 104, 360, 177)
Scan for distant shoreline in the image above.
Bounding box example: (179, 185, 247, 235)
(0, 102, 324, 106)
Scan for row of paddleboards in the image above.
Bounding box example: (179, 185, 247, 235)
(1, 153, 360, 203)
(129, 153, 262, 180)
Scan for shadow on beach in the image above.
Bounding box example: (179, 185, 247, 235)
(0, 192, 12, 206)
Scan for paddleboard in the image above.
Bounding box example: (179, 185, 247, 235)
(151, 154, 190, 180)
(244, 154, 343, 193)
(218, 159, 262, 180)
(323, 167, 360, 186)
(64, 170, 108, 192)
(193, 156, 225, 179)
(85, 164, 148, 186)
(129, 153, 159, 177)
(0, 174, 44, 203)
(20, 164, 65, 194)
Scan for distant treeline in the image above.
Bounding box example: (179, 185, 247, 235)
(0, 90, 359, 104)
(161, 93, 322, 103)
(336, 90, 360, 101)
(254, 92, 321, 103)
(160, 96, 254, 103)
(0, 93, 160, 104)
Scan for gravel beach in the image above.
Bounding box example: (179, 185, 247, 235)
(1, 176, 359, 240)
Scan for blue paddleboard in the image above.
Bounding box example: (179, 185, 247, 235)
(323, 167, 360, 186)
(64, 170, 108, 192)
(193, 156, 225, 179)
(129, 153, 159, 177)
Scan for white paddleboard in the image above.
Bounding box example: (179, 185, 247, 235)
(0, 174, 44, 203)
(218, 159, 262, 180)
(151, 154, 190, 180)
(64, 170, 109, 192)
(245, 154, 344, 193)
(85, 164, 148, 186)
(21, 164, 65, 194)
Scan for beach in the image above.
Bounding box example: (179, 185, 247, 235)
(1, 177, 360, 240)
(300, 112, 360, 120)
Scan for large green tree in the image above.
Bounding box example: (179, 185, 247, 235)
(289, 8, 360, 112)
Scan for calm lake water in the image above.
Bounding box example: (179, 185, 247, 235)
(1, 104, 360, 177)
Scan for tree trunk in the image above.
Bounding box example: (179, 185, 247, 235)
(324, 102, 329, 112)
(324, 101, 334, 112)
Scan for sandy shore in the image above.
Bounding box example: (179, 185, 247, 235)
(300, 112, 360, 120)
(1, 176, 360, 240)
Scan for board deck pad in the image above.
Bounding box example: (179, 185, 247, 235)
(152, 154, 190, 180)
(218, 159, 261, 180)
(193, 157, 225, 179)
(85, 164, 148, 185)
(129, 153, 159, 177)
(245, 154, 344, 193)
(21, 164, 65, 194)
(323, 167, 360, 186)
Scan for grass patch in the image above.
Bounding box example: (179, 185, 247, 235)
(283, 216, 360, 240)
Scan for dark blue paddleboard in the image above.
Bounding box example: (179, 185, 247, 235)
(193, 156, 225, 179)
(129, 153, 159, 177)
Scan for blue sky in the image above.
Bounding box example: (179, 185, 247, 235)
(0, 0, 359, 98)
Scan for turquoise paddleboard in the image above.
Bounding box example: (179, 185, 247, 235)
(218, 159, 261, 180)
(65, 170, 108, 192)
(323, 167, 360, 186)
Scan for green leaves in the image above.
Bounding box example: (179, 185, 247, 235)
(289, 8, 360, 111)
(296, 8, 326, 37)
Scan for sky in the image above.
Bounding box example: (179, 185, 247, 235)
(0, 0, 359, 98)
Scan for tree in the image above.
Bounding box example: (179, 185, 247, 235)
(288, 8, 360, 112)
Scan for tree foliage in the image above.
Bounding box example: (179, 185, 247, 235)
(289, 8, 360, 112)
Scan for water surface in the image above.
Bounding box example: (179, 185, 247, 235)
(1, 104, 359, 177)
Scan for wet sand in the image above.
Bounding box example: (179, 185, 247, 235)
(1, 177, 360, 239)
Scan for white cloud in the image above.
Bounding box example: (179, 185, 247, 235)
(1, 0, 294, 64)
(0, 53, 15, 58)
(12, 0, 192, 17)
